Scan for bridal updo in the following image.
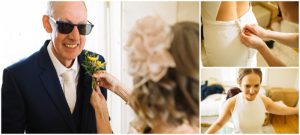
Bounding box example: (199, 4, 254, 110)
(126, 16, 199, 132)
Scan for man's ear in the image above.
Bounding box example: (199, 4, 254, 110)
(42, 15, 52, 33)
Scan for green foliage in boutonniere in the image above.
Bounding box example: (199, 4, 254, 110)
(82, 50, 106, 89)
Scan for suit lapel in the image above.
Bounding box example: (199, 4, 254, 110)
(77, 51, 96, 133)
(38, 40, 76, 133)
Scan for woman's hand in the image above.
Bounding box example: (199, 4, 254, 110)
(241, 25, 288, 66)
(93, 71, 130, 103)
(90, 86, 112, 133)
(244, 24, 299, 48)
(240, 28, 266, 50)
(241, 28, 286, 66)
(243, 24, 270, 40)
(90, 86, 108, 113)
(93, 71, 121, 93)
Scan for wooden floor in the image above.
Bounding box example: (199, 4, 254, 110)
(271, 114, 299, 134)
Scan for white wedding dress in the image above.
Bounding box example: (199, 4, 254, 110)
(231, 93, 266, 133)
(202, 2, 258, 66)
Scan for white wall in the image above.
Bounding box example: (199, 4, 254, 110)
(201, 68, 298, 89)
(123, 2, 177, 41)
(85, 1, 107, 57)
(266, 68, 299, 89)
(177, 2, 199, 23)
(201, 68, 225, 84)
(0, 1, 48, 87)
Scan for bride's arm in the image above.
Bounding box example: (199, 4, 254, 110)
(262, 96, 298, 115)
(205, 97, 235, 134)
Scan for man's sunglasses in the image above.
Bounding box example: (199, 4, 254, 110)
(49, 16, 94, 35)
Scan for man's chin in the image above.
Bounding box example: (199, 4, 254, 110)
(65, 52, 81, 59)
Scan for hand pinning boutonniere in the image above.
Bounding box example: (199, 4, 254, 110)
(81, 50, 106, 90)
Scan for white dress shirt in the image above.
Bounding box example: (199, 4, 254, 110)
(47, 41, 80, 94)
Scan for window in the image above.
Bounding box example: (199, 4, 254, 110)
(0, 1, 48, 86)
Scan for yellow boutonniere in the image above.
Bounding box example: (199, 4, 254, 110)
(82, 51, 106, 89)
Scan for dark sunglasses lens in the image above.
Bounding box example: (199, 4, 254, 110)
(78, 24, 93, 35)
(57, 22, 74, 34)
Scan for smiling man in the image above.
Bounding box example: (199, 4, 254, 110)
(1, 1, 110, 133)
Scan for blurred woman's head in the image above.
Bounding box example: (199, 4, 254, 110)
(126, 16, 199, 132)
(226, 87, 241, 100)
(237, 68, 262, 101)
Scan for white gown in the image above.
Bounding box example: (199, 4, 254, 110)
(202, 2, 258, 66)
(231, 93, 266, 133)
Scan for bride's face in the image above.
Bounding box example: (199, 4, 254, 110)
(240, 73, 261, 101)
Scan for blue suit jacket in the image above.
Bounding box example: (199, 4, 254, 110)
(1, 40, 107, 133)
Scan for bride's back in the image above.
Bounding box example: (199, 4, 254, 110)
(217, 2, 250, 21)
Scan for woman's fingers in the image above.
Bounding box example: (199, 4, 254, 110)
(244, 29, 252, 36)
(93, 71, 120, 93)
(93, 71, 106, 81)
(93, 71, 112, 89)
(240, 31, 253, 47)
(93, 71, 109, 88)
(95, 85, 105, 99)
(240, 30, 249, 39)
(244, 24, 260, 35)
(240, 35, 247, 45)
(246, 24, 256, 30)
(95, 85, 101, 93)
